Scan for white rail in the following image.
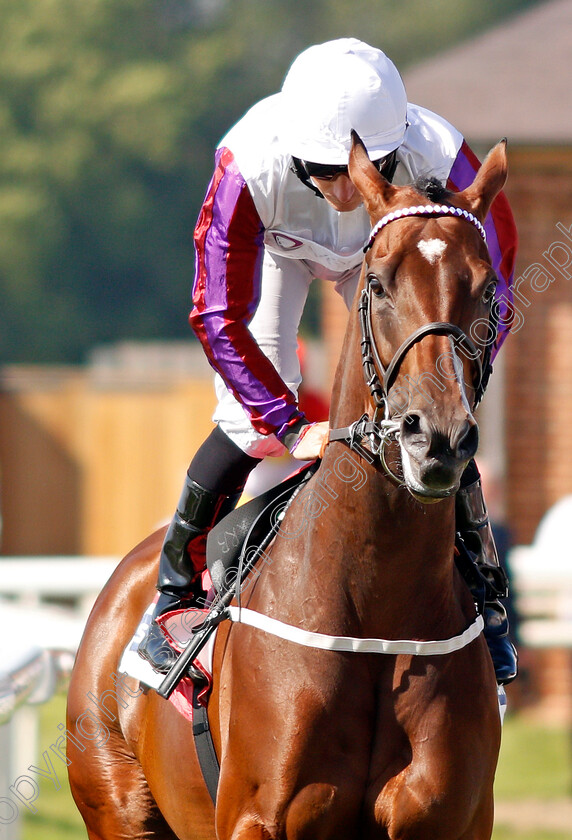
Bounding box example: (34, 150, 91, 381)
(510, 546, 572, 648)
(0, 557, 118, 724)
(0, 549, 571, 725)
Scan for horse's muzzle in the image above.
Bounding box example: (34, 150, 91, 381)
(399, 411, 479, 499)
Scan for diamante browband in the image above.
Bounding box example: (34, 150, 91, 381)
(365, 204, 487, 251)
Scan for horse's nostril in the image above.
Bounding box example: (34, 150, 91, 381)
(403, 413, 422, 436)
(454, 420, 479, 460)
(400, 413, 430, 456)
(400, 412, 479, 468)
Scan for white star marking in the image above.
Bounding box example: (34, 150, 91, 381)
(417, 238, 447, 264)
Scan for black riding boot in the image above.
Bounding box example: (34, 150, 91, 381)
(456, 465, 518, 686)
(138, 476, 239, 673)
(138, 425, 260, 674)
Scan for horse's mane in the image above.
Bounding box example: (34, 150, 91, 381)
(414, 176, 453, 204)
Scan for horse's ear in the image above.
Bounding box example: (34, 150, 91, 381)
(348, 130, 397, 214)
(458, 139, 508, 222)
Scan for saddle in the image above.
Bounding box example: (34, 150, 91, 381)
(206, 460, 319, 596)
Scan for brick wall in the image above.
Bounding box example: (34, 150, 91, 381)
(503, 146, 572, 544)
(319, 145, 572, 549)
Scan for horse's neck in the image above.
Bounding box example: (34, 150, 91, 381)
(318, 444, 456, 558)
(289, 448, 458, 638)
(306, 311, 460, 630)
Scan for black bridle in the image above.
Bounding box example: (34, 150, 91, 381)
(329, 204, 497, 467)
(359, 283, 493, 415)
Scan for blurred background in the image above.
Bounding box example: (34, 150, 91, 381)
(1, 0, 572, 837)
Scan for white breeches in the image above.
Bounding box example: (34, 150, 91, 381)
(212, 251, 360, 457)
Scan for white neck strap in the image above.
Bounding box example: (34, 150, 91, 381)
(227, 606, 484, 656)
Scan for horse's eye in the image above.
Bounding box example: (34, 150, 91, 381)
(482, 281, 497, 305)
(368, 274, 385, 297)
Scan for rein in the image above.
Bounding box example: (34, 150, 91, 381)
(329, 203, 496, 470)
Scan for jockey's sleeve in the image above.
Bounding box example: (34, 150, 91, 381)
(447, 140, 518, 359)
(190, 146, 306, 442)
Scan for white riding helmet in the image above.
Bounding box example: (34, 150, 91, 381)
(281, 38, 407, 165)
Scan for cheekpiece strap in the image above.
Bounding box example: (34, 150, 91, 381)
(365, 204, 487, 251)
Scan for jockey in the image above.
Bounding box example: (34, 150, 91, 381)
(138, 38, 518, 685)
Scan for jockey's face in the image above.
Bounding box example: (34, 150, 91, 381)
(311, 173, 362, 212)
(303, 152, 397, 212)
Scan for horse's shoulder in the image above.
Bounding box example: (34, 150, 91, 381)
(106, 527, 165, 592)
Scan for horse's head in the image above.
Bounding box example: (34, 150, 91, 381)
(346, 133, 508, 501)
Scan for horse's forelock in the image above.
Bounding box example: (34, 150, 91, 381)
(413, 176, 452, 205)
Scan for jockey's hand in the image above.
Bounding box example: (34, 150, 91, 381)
(291, 421, 330, 461)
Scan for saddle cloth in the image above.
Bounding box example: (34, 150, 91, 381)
(119, 593, 216, 722)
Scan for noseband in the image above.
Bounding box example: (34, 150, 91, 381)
(330, 203, 497, 470)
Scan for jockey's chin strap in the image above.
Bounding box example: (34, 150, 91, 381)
(290, 157, 324, 198)
(328, 203, 498, 471)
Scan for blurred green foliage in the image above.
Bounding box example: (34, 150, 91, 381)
(0, 0, 542, 363)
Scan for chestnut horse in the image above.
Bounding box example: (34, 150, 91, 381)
(67, 135, 508, 840)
